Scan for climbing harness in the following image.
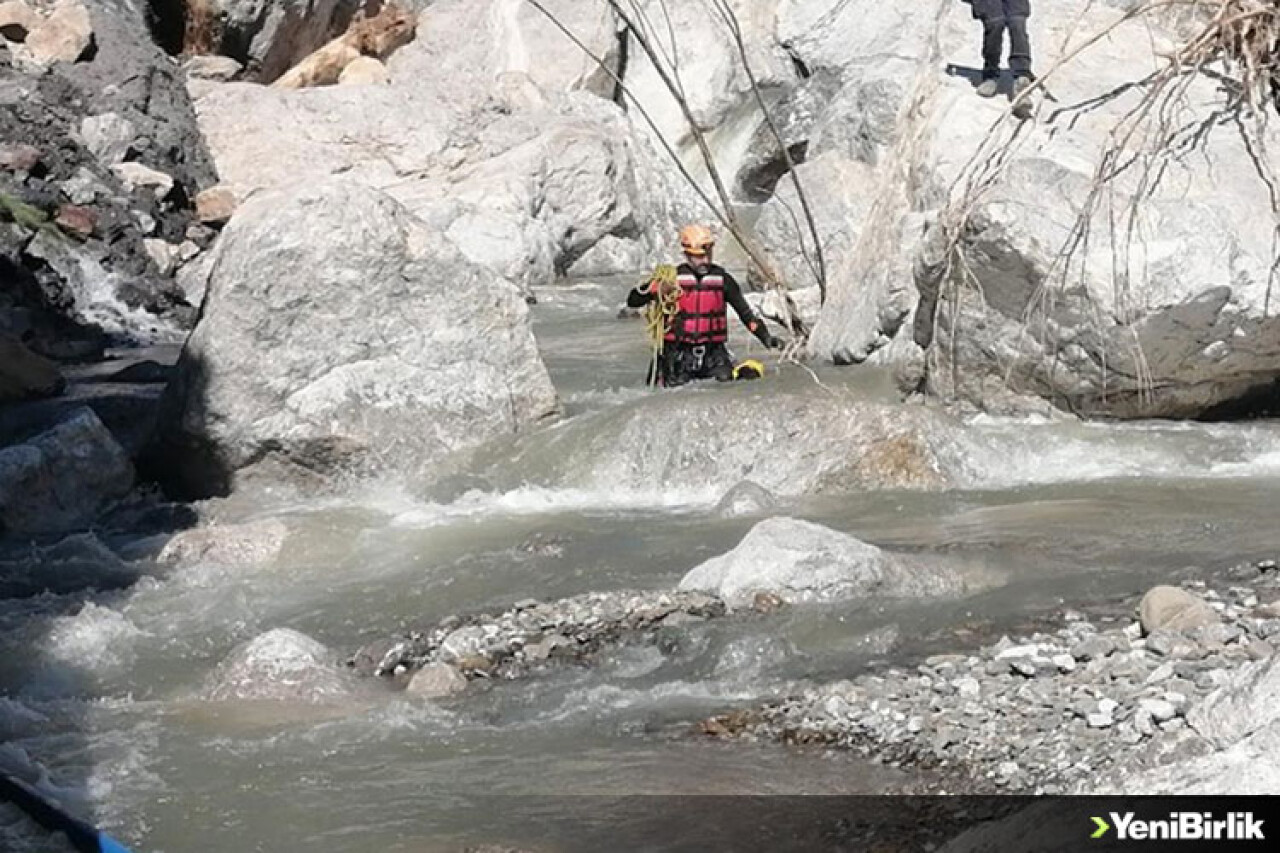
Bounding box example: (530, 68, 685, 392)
(643, 264, 681, 387)
(0, 771, 134, 852)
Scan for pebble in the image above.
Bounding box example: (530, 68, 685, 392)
(1139, 698, 1178, 723)
(704, 573, 1279, 795)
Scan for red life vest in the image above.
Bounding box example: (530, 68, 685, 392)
(666, 268, 728, 344)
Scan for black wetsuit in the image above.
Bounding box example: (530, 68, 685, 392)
(627, 263, 777, 387)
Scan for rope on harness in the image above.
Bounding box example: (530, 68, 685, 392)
(643, 264, 681, 387)
(0, 771, 134, 853)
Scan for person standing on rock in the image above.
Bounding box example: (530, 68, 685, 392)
(964, 0, 1035, 105)
(627, 224, 782, 387)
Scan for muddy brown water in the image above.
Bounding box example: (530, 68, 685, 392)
(3, 281, 1280, 851)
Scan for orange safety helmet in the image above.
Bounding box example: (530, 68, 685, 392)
(678, 223, 715, 257)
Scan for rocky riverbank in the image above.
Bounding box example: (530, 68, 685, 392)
(349, 588, 730, 698)
(699, 562, 1280, 794)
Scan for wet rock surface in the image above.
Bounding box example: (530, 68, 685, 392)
(679, 516, 975, 610)
(204, 627, 360, 703)
(0, 407, 134, 535)
(349, 589, 728, 690)
(700, 566, 1280, 794)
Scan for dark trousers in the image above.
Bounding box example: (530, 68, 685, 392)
(653, 342, 734, 387)
(977, 0, 1032, 79)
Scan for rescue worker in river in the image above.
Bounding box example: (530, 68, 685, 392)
(627, 224, 783, 387)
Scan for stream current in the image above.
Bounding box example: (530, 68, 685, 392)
(4, 279, 1280, 851)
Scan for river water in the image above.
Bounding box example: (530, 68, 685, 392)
(4, 280, 1280, 851)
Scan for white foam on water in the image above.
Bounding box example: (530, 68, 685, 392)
(960, 417, 1280, 489)
(388, 484, 722, 529)
(39, 603, 147, 683)
(545, 680, 766, 724)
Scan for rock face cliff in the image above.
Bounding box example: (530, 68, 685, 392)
(612, 0, 1280, 418)
(1, 0, 216, 354)
(186, 0, 1279, 419)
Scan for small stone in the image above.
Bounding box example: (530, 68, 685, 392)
(955, 677, 981, 698)
(1097, 698, 1118, 716)
(1138, 698, 1177, 723)
(1258, 559, 1278, 573)
(752, 591, 786, 614)
(404, 663, 467, 699)
(25, 0, 94, 65)
(54, 204, 95, 238)
(0, 142, 40, 172)
(111, 162, 174, 199)
(997, 760, 1020, 778)
(1247, 639, 1274, 660)
(177, 239, 201, 264)
(907, 715, 924, 733)
(79, 113, 137, 165)
(995, 643, 1047, 660)
(1134, 707, 1155, 737)
(1145, 629, 1199, 659)
(1191, 622, 1242, 648)
(1144, 662, 1175, 684)
(1140, 586, 1220, 635)
(1071, 635, 1115, 662)
(1086, 712, 1114, 729)
(523, 633, 572, 662)
(1159, 717, 1186, 733)
(184, 54, 243, 81)
(1052, 653, 1077, 673)
(0, 1, 39, 42)
(1010, 659, 1038, 678)
(196, 185, 237, 225)
(143, 238, 179, 276)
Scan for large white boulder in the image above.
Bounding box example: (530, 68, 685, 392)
(776, 0, 1280, 417)
(679, 516, 970, 609)
(152, 179, 557, 498)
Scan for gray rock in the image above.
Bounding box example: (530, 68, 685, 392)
(678, 516, 969, 610)
(1139, 698, 1178, 724)
(0, 333, 63, 402)
(0, 408, 134, 535)
(203, 628, 357, 703)
(150, 179, 557, 499)
(1140, 586, 1221, 635)
(1189, 654, 1280, 749)
(79, 112, 136, 165)
(24, 0, 93, 65)
(0, 532, 139, 597)
(184, 55, 244, 82)
(1109, 719, 1280, 794)
(1070, 634, 1115, 662)
(158, 519, 289, 568)
(110, 162, 174, 199)
(405, 663, 467, 699)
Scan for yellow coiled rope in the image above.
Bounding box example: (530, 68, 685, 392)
(644, 264, 681, 387)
